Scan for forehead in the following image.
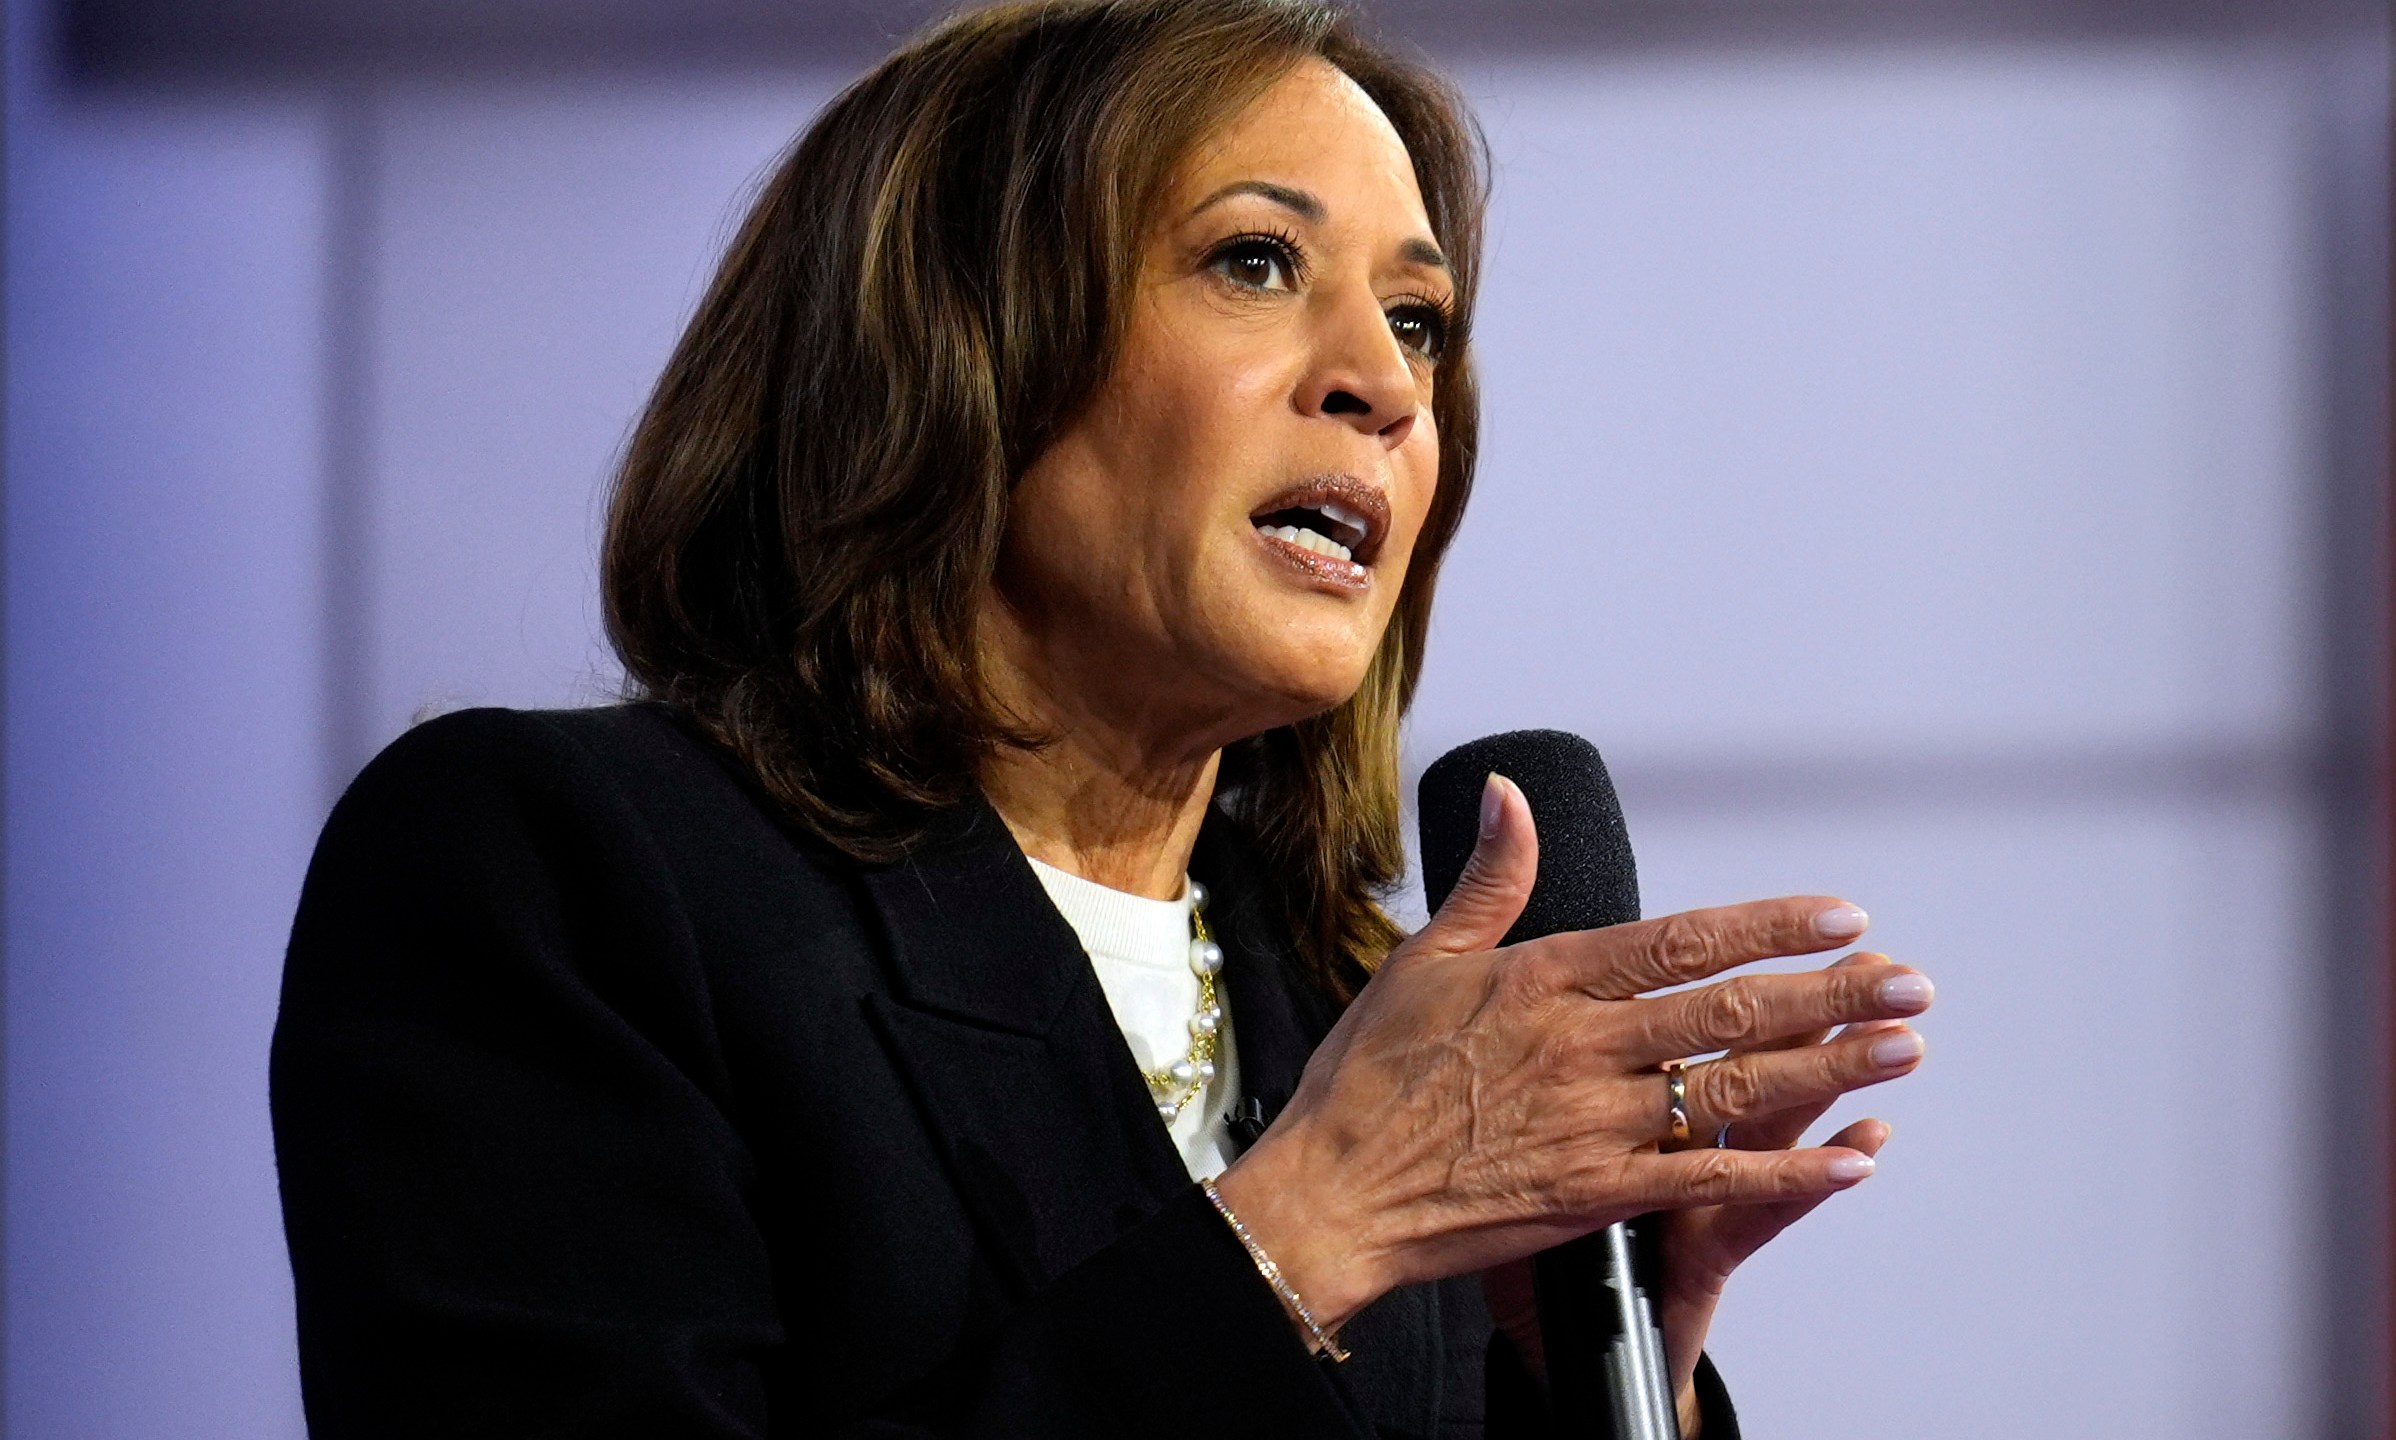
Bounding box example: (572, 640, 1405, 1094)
(1170, 58, 1431, 233)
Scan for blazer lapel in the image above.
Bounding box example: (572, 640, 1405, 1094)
(859, 798, 1190, 1292)
(859, 797, 1442, 1434)
(1190, 816, 1448, 1437)
(1189, 815, 1334, 1145)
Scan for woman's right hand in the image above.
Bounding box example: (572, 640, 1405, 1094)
(1210, 774, 1932, 1338)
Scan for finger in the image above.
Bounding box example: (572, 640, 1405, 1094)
(1687, 1120, 1893, 1267)
(1723, 1121, 1891, 1238)
(1623, 962, 1933, 1066)
(1546, 896, 1871, 1000)
(1661, 1025, 1925, 1142)
(1412, 775, 1538, 958)
(1831, 1116, 1893, 1155)
(1725, 1020, 1906, 1151)
(1617, 1142, 1877, 1212)
(1724, 952, 1880, 1058)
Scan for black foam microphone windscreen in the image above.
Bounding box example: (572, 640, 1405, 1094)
(1417, 730, 1677, 1440)
(1417, 729, 1638, 937)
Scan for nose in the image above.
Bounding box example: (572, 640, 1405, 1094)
(1295, 288, 1420, 450)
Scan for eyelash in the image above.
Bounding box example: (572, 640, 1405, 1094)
(1204, 229, 1455, 363)
(1208, 226, 1312, 291)
(1385, 292, 1455, 365)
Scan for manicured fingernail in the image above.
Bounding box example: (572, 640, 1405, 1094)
(1869, 1030, 1925, 1068)
(1814, 904, 1869, 939)
(1878, 974, 1934, 1012)
(1827, 1153, 1877, 1183)
(1479, 774, 1507, 839)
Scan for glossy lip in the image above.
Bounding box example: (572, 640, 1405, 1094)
(1252, 525, 1372, 593)
(1246, 473, 1392, 568)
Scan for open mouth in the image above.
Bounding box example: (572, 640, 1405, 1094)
(1248, 476, 1389, 569)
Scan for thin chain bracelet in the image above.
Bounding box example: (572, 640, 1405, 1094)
(1198, 1177, 1351, 1363)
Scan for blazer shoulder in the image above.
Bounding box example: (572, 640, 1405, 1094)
(316, 704, 864, 929)
(303, 705, 680, 918)
(342, 702, 713, 803)
(337, 702, 785, 839)
(292, 705, 884, 1057)
(331, 704, 626, 813)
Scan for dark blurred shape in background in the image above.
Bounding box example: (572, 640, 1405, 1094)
(55, 0, 2391, 77)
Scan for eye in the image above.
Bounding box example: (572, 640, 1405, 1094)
(1386, 299, 1450, 362)
(1208, 232, 1304, 293)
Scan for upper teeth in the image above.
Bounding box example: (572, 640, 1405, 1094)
(1262, 524, 1353, 562)
(1316, 500, 1368, 536)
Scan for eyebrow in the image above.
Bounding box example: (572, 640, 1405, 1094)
(1184, 179, 1452, 273)
(1187, 179, 1322, 222)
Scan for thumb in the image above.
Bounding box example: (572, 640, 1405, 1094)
(1417, 773, 1539, 957)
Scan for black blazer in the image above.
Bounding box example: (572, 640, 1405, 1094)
(272, 704, 1737, 1437)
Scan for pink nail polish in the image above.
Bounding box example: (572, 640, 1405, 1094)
(1878, 974, 1934, 1013)
(1479, 774, 1506, 839)
(1868, 1031, 1925, 1068)
(1814, 905, 1868, 940)
(1827, 1153, 1876, 1183)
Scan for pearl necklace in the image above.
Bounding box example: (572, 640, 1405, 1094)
(1147, 879, 1223, 1122)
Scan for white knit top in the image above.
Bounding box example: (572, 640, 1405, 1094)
(1027, 857, 1240, 1180)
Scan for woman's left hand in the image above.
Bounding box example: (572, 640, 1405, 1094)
(1482, 954, 1923, 1435)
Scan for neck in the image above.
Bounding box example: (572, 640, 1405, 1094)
(976, 604, 1225, 901)
(981, 729, 1219, 901)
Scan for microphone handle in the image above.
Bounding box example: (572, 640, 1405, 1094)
(1532, 1217, 1681, 1439)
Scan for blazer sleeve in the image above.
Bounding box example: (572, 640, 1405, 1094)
(272, 710, 1371, 1439)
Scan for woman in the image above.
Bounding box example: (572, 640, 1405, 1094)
(272, 1, 1933, 1435)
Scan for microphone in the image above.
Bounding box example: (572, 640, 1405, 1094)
(1418, 731, 1679, 1440)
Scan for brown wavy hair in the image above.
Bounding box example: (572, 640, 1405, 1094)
(602, 0, 1487, 999)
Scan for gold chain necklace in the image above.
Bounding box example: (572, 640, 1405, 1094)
(1146, 879, 1223, 1122)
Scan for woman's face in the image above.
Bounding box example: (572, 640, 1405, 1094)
(991, 57, 1451, 752)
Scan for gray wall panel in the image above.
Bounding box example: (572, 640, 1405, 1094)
(56, 0, 2386, 81)
(1420, 49, 2320, 760)
(1655, 797, 2314, 1440)
(5, 15, 328, 1432)
(364, 77, 830, 741)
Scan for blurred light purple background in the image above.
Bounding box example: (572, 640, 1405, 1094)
(7, 0, 2390, 1436)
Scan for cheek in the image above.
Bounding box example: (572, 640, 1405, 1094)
(1380, 417, 1444, 577)
(1094, 327, 1273, 510)
(1147, 336, 1289, 478)
(1100, 353, 1293, 587)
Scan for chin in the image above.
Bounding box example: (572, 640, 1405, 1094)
(1192, 588, 1393, 732)
(1236, 647, 1381, 730)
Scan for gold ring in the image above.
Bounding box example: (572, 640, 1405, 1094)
(1662, 1058, 1692, 1144)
